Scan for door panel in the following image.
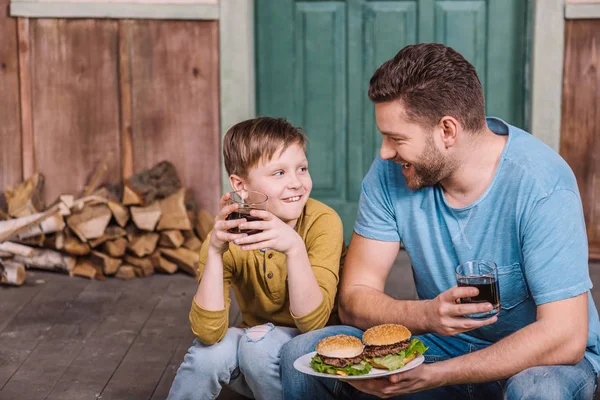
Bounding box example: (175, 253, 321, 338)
(256, 0, 529, 240)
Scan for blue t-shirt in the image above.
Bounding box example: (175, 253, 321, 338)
(354, 117, 600, 372)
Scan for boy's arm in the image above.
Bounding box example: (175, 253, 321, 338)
(288, 212, 345, 332)
(189, 235, 235, 345)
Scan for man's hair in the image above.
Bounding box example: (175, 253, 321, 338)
(223, 117, 308, 178)
(368, 43, 486, 132)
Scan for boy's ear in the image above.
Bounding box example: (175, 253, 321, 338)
(229, 174, 246, 192)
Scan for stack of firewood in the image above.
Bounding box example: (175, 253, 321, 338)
(0, 161, 214, 286)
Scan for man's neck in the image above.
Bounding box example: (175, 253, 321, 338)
(440, 127, 507, 208)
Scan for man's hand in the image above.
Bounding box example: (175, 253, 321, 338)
(232, 209, 304, 255)
(208, 192, 249, 254)
(425, 286, 498, 336)
(345, 364, 441, 398)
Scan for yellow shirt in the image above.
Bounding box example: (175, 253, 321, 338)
(190, 198, 345, 344)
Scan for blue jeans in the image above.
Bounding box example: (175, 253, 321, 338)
(280, 326, 598, 400)
(168, 323, 299, 400)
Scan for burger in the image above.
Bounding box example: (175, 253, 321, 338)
(310, 334, 372, 376)
(362, 324, 427, 371)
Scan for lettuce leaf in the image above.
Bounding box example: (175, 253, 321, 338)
(310, 355, 372, 376)
(371, 352, 407, 370)
(405, 338, 428, 359)
(371, 339, 429, 371)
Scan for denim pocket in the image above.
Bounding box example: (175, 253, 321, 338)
(497, 262, 529, 310)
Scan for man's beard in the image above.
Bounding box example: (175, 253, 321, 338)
(404, 137, 451, 190)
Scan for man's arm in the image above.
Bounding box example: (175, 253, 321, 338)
(339, 233, 497, 335)
(349, 292, 589, 397)
(431, 293, 588, 384)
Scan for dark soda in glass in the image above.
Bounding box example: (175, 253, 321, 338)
(227, 209, 263, 235)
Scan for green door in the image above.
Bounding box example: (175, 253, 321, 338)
(256, 0, 530, 240)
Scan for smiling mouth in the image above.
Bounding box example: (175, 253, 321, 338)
(282, 195, 302, 203)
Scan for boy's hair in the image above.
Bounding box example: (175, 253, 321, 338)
(368, 43, 486, 133)
(223, 117, 308, 178)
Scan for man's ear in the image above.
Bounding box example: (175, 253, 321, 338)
(439, 116, 459, 149)
(229, 174, 246, 192)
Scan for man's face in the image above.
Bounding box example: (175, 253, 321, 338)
(244, 143, 312, 226)
(375, 101, 453, 190)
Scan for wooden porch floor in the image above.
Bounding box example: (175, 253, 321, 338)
(0, 253, 598, 399)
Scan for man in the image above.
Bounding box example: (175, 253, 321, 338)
(280, 43, 600, 399)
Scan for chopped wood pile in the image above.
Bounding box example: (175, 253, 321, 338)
(0, 161, 214, 286)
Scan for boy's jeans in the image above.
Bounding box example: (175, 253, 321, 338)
(168, 323, 299, 400)
(280, 326, 598, 400)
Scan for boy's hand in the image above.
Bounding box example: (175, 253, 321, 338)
(233, 209, 303, 255)
(209, 193, 248, 254)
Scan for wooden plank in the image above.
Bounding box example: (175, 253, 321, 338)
(0, 272, 45, 333)
(10, 2, 220, 21)
(119, 21, 133, 180)
(0, 1, 23, 190)
(0, 272, 90, 390)
(150, 330, 195, 400)
(1, 278, 127, 400)
(566, 3, 600, 19)
(99, 275, 197, 399)
(29, 19, 121, 204)
(560, 19, 600, 260)
(125, 20, 220, 215)
(44, 275, 175, 400)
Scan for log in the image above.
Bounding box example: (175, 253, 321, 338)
(0, 242, 35, 257)
(0, 251, 14, 258)
(183, 231, 203, 252)
(88, 225, 127, 248)
(66, 204, 112, 242)
(5, 173, 45, 217)
(196, 209, 214, 242)
(124, 254, 154, 277)
(0, 208, 64, 241)
(159, 230, 184, 249)
(16, 234, 45, 247)
(44, 232, 65, 251)
(160, 247, 199, 276)
(125, 161, 181, 206)
(122, 185, 142, 206)
(115, 265, 136, 280)
(107, 200, 129, 227)
(72, 259, 97, 279)
(157, 188, 192, 231)
(127, 231, 159, 257)
(131, 202, 162, 231)
(63, 231, 92, 256)
(150, 251, 177, 274)
(0, 260, 26, 286)
(91, 251, 122, 276)
(13, 248, 76, 274)
(103, 237, 127, 258)
(82, 157, 109, 197)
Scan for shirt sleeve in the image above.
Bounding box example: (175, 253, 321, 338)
(521, 189, 592, 305)
(353, 157, 401, 242)
(189, 232, 236, 344)
(292, 211, 345, 332)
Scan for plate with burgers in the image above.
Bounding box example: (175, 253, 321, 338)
(293, 324, 427, 380)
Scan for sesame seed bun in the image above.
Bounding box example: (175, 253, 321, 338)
(362, 324, 411, 346)
(315, 334, 364, 359)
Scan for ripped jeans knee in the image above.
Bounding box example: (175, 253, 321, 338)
(244, 323, 276, 342)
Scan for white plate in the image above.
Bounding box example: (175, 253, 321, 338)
(293, 351, 425, 380)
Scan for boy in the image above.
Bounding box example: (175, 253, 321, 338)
(167, 117, 345, 400)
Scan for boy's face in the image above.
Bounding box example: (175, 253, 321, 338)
(244, 143, 312, 227)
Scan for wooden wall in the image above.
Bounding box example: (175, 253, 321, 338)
(561, 19, 600, 260)
(0, 3, 220, 214)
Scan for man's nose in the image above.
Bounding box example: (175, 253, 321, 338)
(380, 143, 395, 160)
(287, 173, 302, 189)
